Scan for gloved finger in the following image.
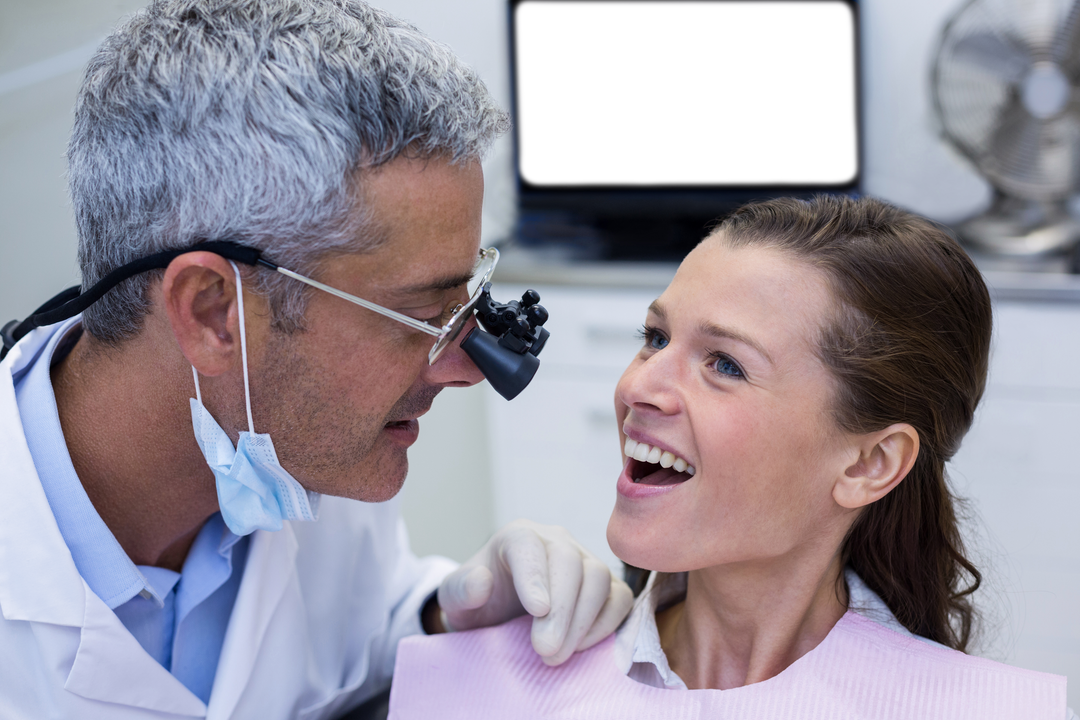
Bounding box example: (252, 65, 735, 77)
(539, 556, 611, 666)
(437, 565, 495, 613)
(501, 528, 553, 618)
(528, 540, 583, 658)
(576, 575, 635, 651)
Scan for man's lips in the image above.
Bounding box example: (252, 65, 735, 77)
(382, 418, 420, 445)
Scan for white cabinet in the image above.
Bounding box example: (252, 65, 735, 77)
(948, 301, 1080, 696)
(486, 281, 1080, 707)
(485, 283, 658, 574)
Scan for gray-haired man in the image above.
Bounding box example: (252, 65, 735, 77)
(0, 2, 632, 718)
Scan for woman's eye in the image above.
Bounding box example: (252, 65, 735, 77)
(637, 326, 669, 351)
(709, 352, 744, 379)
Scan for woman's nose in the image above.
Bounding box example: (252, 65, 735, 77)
(615, 350, 682, 418)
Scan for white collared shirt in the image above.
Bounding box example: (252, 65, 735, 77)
(613, 570, 689, 689)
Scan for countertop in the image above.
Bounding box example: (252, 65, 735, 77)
(491, 242, 1080, 303)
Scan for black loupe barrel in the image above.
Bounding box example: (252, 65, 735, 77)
(460, 328, 540, 401)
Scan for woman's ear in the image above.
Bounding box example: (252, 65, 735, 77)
(160, 252, 242, 377)
(833, 424, 920, 509)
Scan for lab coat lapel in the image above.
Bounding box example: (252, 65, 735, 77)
(65, 587, 208, 716)
(0, 329, 86, 626)
(2, 326, 208, 716)
(207, 523, 300, 720)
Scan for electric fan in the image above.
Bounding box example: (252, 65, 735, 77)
(933, 0, 1080, 255)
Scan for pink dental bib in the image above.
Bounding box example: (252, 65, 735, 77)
(389, 612, 1065, 719)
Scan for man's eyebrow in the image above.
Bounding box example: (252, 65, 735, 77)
(394, 271, 475, 296)
(647, 300, 774, 364)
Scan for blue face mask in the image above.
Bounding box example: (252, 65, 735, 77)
(189, 261, 320, 536)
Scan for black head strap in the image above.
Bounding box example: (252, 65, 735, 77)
(1, 240, 277, 360)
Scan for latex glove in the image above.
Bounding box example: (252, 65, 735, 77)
(437, 519, 634, 666)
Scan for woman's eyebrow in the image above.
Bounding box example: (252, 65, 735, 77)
(698, 320, 774, 365)
(648, 300, 774, 364)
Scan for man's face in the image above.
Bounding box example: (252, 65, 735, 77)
(248, 156, 486, 502)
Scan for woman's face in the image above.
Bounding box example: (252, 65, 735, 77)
(607, 237, 859, 573)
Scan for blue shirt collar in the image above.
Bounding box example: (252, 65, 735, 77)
(13, 318, 242, 609)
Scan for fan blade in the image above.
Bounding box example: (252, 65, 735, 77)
(1056, 0, 1080, 80)
(986, 98, 1046, 189)
(985, 96, 1080, 197)
(951, 31, 1030, 86)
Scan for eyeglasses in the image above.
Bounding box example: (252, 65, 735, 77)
(0, 242, 499, 365)
(270, 247, 499, 364)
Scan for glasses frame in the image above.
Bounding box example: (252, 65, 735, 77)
(271, 247, 499, 364)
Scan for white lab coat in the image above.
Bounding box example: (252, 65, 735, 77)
(0, 323, 456, 720)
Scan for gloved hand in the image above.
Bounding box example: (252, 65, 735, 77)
(436, 519, 634, 666)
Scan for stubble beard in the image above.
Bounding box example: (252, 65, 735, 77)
(250, 330, 443, 502)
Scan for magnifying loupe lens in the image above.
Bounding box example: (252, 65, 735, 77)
(427, 248, 498, 364)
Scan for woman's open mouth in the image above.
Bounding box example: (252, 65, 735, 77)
(623, 438, 696, 486)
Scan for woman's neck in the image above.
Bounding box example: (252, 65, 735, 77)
(657, 554, 848, 690)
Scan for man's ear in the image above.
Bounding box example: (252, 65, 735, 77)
(833, 424, 920, 509)
(161, 252, 243, 377)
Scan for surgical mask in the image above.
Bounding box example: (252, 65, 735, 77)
(189, 261, 320, 536)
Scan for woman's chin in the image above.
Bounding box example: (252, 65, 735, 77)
(607, 516, 678, 573)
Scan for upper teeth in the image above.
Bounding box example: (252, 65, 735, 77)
(623, 438, 696, 476)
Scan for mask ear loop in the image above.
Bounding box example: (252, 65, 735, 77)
(229, 261, 256, 436)
(192, 366, 203, 404)
(190, 262, 256, 437)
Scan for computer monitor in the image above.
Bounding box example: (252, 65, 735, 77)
(510, 0, 861, 258)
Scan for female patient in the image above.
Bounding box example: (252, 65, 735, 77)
(389, 196, 1070, 719)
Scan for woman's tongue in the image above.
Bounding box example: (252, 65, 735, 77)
(632, 460, 691, 486)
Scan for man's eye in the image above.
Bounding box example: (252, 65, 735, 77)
(435, 302, 465, 327)
(415, 304, 457, 327)
(637, 325, 669, 350)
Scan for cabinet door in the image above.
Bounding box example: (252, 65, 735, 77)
(484, 283, 657, 573)
(487, 372, 625, 572)
(948, 300, 1080, 698)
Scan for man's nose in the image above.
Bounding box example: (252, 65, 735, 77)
(421, 315, 486, 389)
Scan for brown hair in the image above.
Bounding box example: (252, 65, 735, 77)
(713, 195, 990, 651)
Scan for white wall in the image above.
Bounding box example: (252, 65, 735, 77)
(0, 0, 145, 323)
(859, 0, 992, 221)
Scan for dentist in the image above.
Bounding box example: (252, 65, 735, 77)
(0, 1, 632, 718)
